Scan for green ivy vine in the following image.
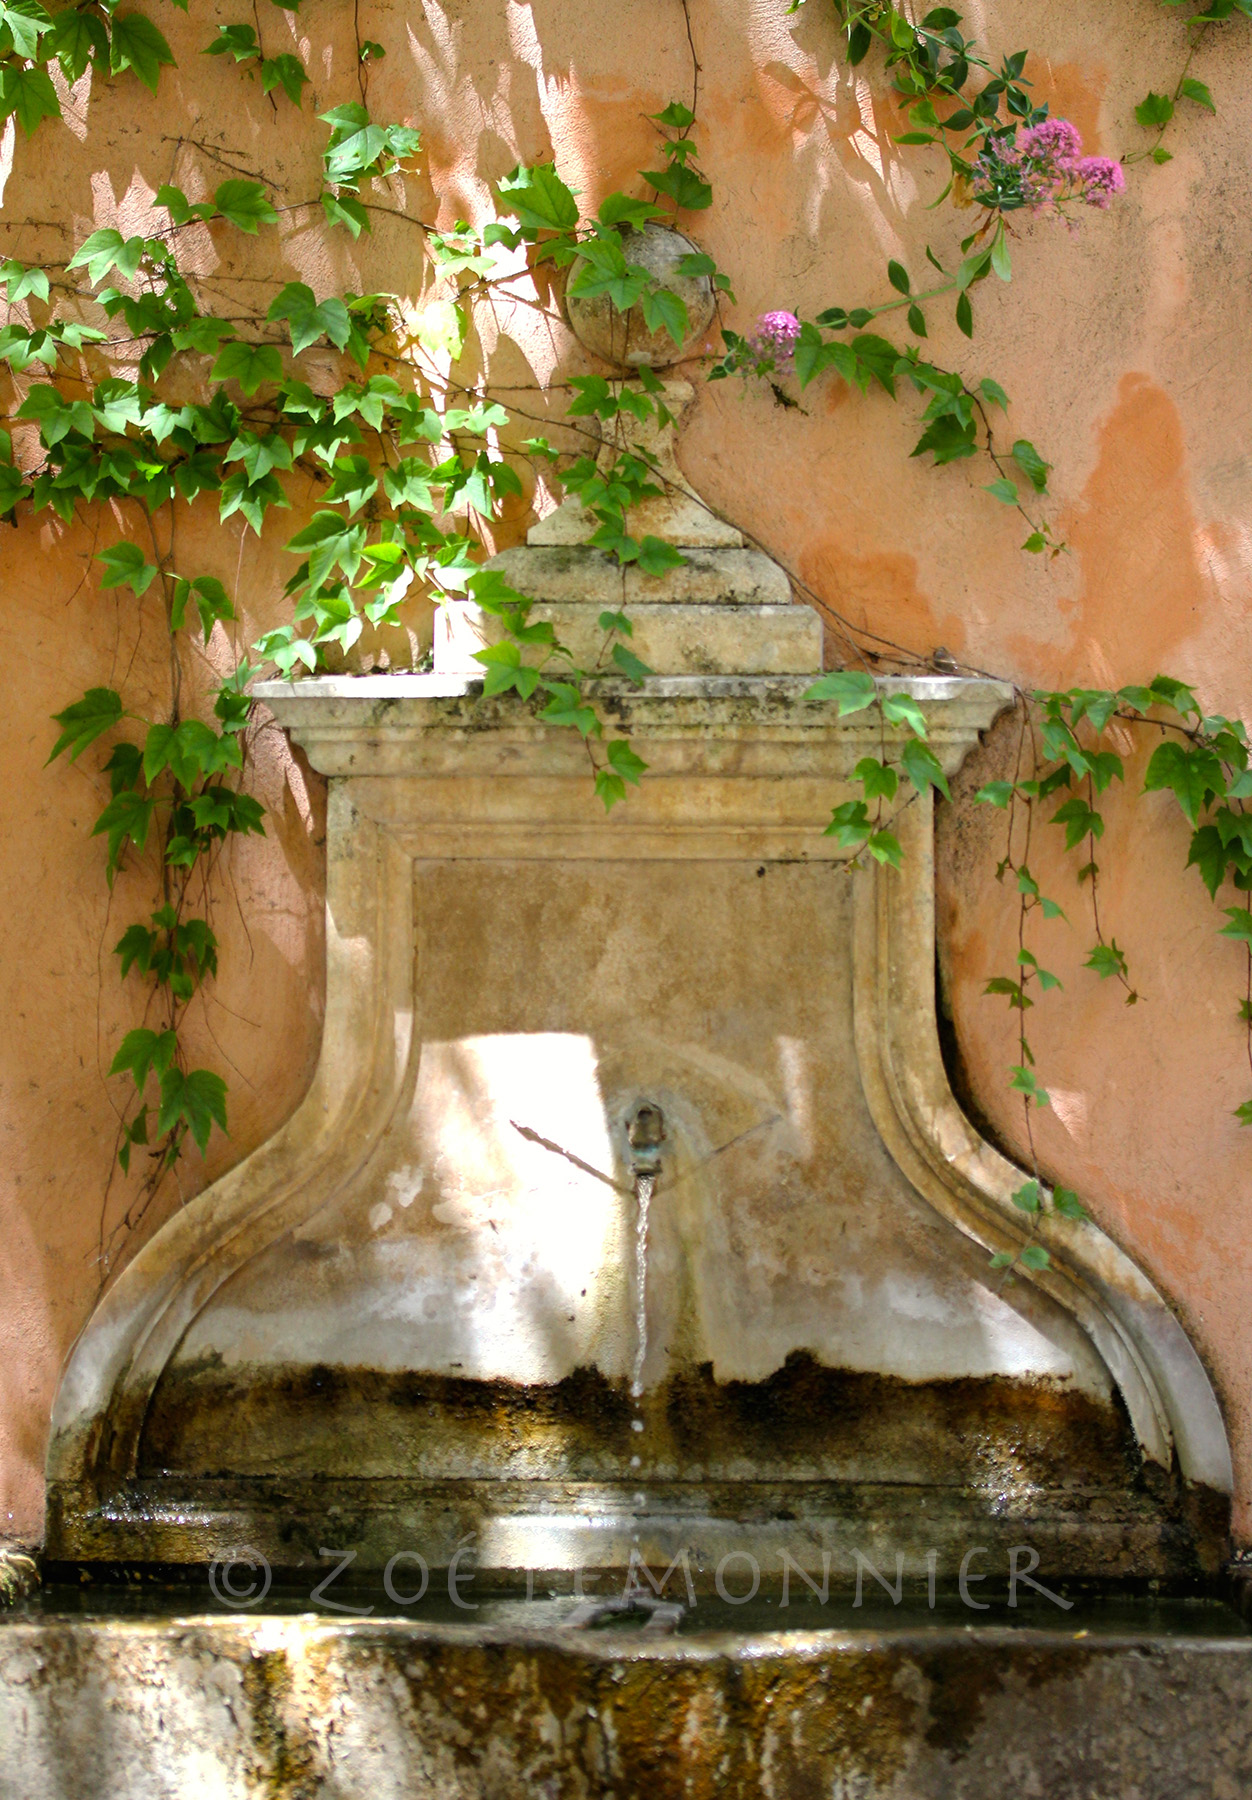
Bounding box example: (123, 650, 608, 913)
(7, 0, 1247, 1285)
(768, 0, 1252, 1272)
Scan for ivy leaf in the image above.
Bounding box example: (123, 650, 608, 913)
(261, 53, 308, 104)
(855, 756, 899, 802)
(1220, 906, 1252, 942)
(635, 535, 686, 577)
(985, 975, 1031, 1011)
(598, 192, 665, 229)
(1135, 91, 1175, 128)
(901, 738, 951, 800)
(97, 540, 158, 596)
(211, 340, 284, 395)
(539, 681, 601, 737)
(102, 736, 139, 792)
(224, 429, 293, 484)
(642, 160, 713, 210)
(114, 922, 156, 978)
(1010, 1064, 1050, 1106)
(48, 687, 123, 763)
(0, 0, 54, 60)
(640, 285, 689, 347)
(203, 20, 257, 58)
(157, 1065, 228, 1151)
(268, 280, 351, 354)
(473, 641, 540, 700)
(465, 567, 532, 615)
(0, 456, 27, 512)
(412, 297, 466, 360)
(68, 228, 145, 286)
(109, 12, 176, 94)
(1019, 1244, 1051, 1271)
(286, 508, 366, 587)
(92, 788, 156, 873)
(610, 642, 652, 684)
(1085, 940, 1129, 979)
(321, 188, 370, 238)
(1053, 1187, 1089, 1222)
(1011, 438, 1050, 493)
(1143, 740, 1224, 825)
(496, 160, 579, 231)
(381, 457, 435, 511)
(1179, 76, 1215, 114)
(109, 1026, 178, 1091)
(1186, 824, 1229, 899)
(650, 99, 694, 128)
(595, 768, 627, 811)
(171, 316, 236, 353)
(165, 719, 241, 787)
(324, 454, 379, 515)
(49, 6, 106, 79)
(882, 691, 929, 738)
(0, 258, 48, 305)
(975, 780, 1013, 809)
(213, 179, 279, 233)
(606, 738, 647, 784)
(984, 477, 1018, 505)
(1235, 1099, 1252, 1127)
(319, 101, 385, 178)
(805, 669, 876, 715)
(170, 575, 234, 641)
(1050, 796, 1103, 850)
(913, 412, 977, 465)
(1011, 1179, 1041, 1214)
(0, 65, 60, 134)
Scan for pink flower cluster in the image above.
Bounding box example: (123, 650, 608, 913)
(749, 309, 802, 370)
(974, 116, 1126, 215)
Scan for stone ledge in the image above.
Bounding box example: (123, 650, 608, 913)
(484, 544, 792, 607)
(251, 676, 1015, 782)
(441, 599, 822, 676)
(2, 1614, 1251, 1798)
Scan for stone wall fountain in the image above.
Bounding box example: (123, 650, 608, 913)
(9, 236, 1252, 1798)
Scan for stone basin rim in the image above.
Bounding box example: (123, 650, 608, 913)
(5, 1615, 1251, 1661)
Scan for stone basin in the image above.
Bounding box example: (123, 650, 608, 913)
(3, 1585, 1252, 1798)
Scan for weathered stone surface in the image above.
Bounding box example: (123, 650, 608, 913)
(439, 597, 820, 673)
(45, 675, 1234, 1586)
(565, 224, 716, 368)
(3, 1614, 1252, 1799)
(481, 545, 792, 608)
(528, 378, 743, 549)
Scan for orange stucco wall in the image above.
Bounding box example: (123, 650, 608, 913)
(3, 0, 1252, 1545)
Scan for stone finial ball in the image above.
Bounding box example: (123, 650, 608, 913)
(565, 223, 716, 369)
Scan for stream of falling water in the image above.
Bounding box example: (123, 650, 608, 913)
(630, 1172, 654, 1399)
